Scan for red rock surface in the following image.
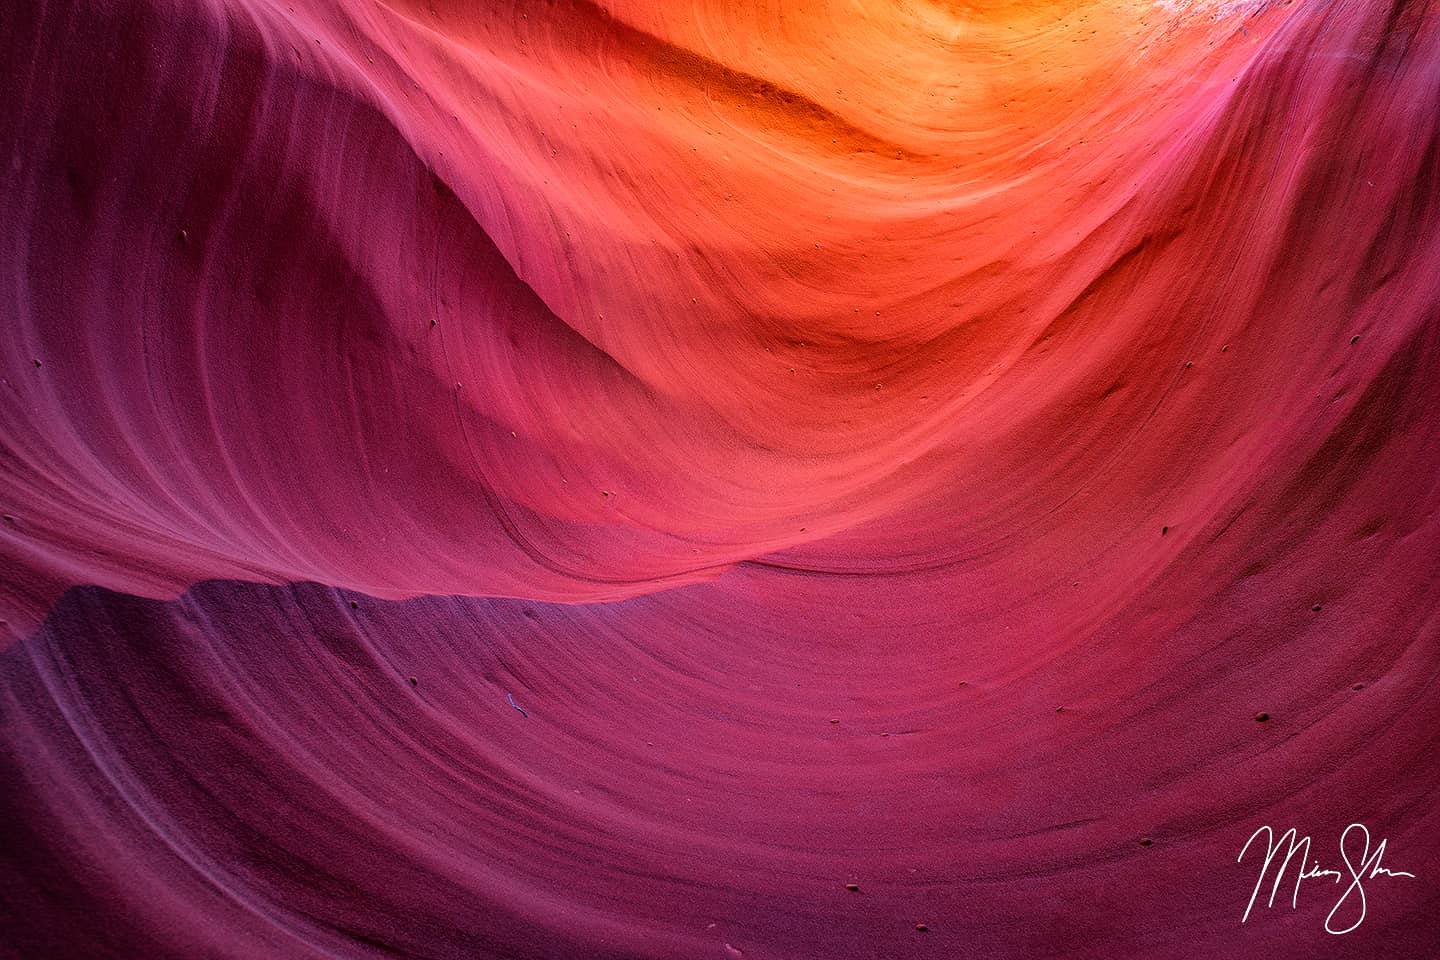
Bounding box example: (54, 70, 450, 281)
(2, 0, 1437, 956)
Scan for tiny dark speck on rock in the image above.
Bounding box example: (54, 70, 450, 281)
(1351, 335, 1360, 344)
(1139, 837, 1153, 846)
(408, 676, 418, 687)
(350, 601, 358, 609)
(845, 883, 860, 892)
(1312, 604, 1322, 612)
(915, 924, 929, 933)
(1162, 525, 1168, 535)
(33, 359, 42, 367)
(1352, 683, 1364, 691)
(1185, 361, 1192, 368)
(1255, 712, 1270, 722)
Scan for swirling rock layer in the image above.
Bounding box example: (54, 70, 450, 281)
(2, 0, 1438, 956)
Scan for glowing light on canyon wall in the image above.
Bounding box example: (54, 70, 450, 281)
(2, 0, 1437, 957)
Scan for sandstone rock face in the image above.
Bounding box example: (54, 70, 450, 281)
(2, 1, 1437, 956)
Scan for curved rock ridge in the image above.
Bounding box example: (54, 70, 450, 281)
(1, 0, 1438, 957)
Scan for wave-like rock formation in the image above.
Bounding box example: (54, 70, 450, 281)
(2, 0, 1437, 956)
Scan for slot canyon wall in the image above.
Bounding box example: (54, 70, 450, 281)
(2, 0, 1438, 957)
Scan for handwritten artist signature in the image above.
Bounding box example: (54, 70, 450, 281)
(1238, 824, 1415, 934)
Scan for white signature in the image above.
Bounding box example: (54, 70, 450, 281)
(1238, 823, 1416, 934)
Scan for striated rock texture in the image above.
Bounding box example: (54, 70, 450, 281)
(1, 0, 1437, 957)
